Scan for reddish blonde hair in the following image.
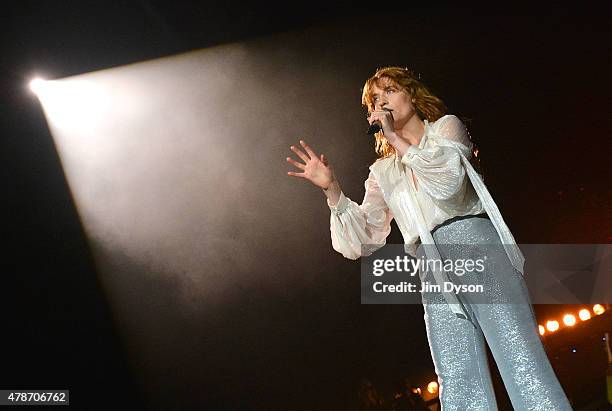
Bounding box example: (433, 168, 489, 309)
(362, 67, 447, 158)
(361, 67, 484, 179)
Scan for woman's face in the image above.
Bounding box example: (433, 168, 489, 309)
(369, 77, 417, 126)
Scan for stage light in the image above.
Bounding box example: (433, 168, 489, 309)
(427, 381, 438, 394)
(578, 309, 591, 321)
(539, 325, 545, 335)
(34, 79, 110, 134)
(546, 320, 559, 332)
(593, 304, 605, 315)
(29, 78, 45, 94)
(563, 314, 576, 326)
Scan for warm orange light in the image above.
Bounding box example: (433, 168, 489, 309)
(593, 304, 605, 315)
(427, 381, 438, 394)
(412, 387, 421, 395)
(546, 320, 559, 332)
(538, 325, 545, 335)
(578, 309, 591, 321)
(563, 314, 577, 326)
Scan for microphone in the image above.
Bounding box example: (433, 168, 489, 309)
(367, 123, 381, 135)
(366, 108, 393, 135)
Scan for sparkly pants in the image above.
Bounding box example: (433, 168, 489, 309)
(416, 216, 572, 411)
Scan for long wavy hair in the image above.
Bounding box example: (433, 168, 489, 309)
(361, 67, 484, 179)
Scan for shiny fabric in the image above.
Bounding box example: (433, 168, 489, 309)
(417, 216, 572, 410)
(327, 114, 525, 319)
(327, 114, 571, 408)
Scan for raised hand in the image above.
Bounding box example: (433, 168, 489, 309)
(367, 109, 398, 142)
(286, 140, 335, 190)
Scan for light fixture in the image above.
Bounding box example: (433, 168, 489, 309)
(546, 320, 559, 332)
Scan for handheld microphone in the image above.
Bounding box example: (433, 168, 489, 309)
(367, 123, 381, 135)
(366, 108, 393, 135)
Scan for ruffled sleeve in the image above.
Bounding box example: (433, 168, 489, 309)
(327, 171, 394, 260)
(400, 115, 474, 201)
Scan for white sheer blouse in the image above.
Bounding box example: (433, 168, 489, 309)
(327, 114, 525, 318)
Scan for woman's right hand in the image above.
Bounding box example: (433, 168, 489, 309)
(286, 140, 335, 190)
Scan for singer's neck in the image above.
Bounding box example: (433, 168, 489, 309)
(395, 115, 425, 147)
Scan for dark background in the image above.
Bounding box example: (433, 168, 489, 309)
(4, 2, 611, 410)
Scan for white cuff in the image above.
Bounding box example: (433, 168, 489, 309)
(327, 191, 349, 214)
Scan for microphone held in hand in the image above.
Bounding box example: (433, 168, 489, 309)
(367, 123, 381, 135)
(366, 108, 393, 135)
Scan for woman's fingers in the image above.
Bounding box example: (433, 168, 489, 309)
(368, 112, 383, 123)
(369, 110, 392, 120)
(287, 171, 306, 178)
(368, 110, 395, 134)
(286, 156, 305, 170)
(290, 145, 309, 162)
(299, 140, 317, 159)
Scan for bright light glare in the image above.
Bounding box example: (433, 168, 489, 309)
(593, 304, 605, 315)
(427, 381, 438, 394)
(563, 314, 576, 326)
(578, 309, 591, 321)
(35, 79, 110, 134)
(29, 78, 46, 94)
(538, 325, 545, 335)
(546, 320, 559, 332)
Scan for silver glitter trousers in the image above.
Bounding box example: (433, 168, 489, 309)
(416, 216, 573, 410)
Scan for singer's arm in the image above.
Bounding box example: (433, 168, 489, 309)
(367, 109, 412, 157)
(385, 132, 411, 157)
(325, 171, 394, 260)
(322, 177, 341, 206)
